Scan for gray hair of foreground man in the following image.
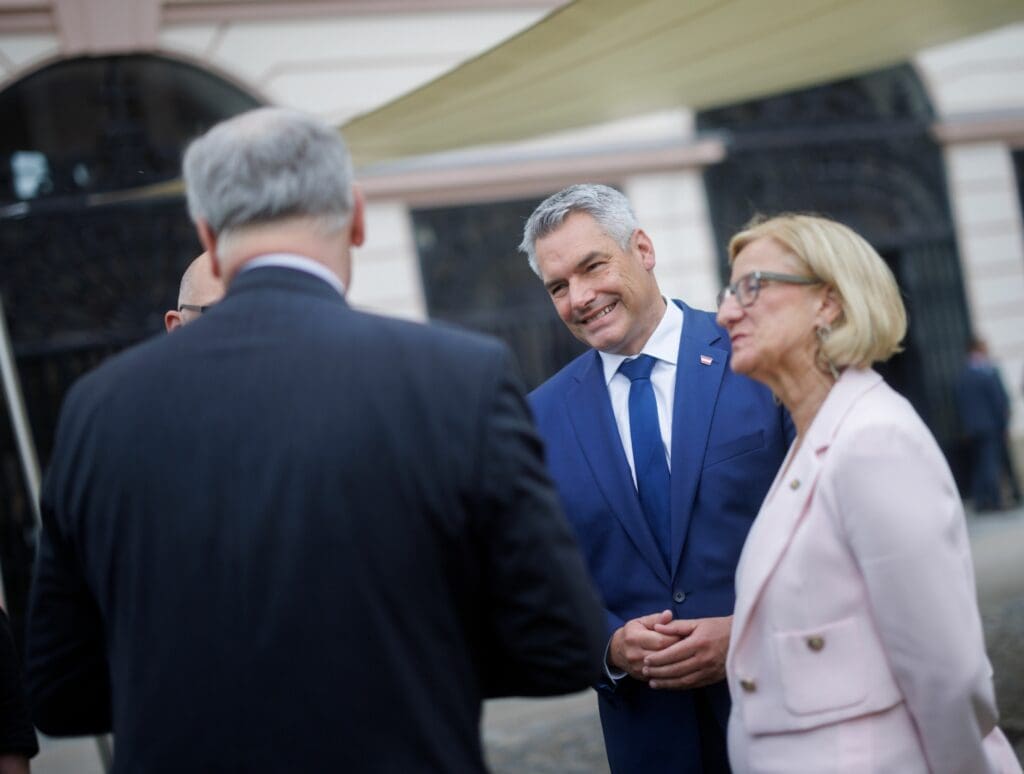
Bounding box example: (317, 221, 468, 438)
(519, 184, 639, 276)
(182, 107, 355, 245)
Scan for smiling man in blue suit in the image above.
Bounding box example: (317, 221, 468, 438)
(522, 185, 790, 774)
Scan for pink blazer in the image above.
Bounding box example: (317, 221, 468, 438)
(726, 368, 1020, 773)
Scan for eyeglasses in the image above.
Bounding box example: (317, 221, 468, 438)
(178, 304, 213, 314)
(716, 271, 822, 309)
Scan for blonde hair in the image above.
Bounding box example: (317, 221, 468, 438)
(728, 214, 906, 369)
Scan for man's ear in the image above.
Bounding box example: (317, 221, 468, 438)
(634, 228, 656, 271)
(349, 185, 366, 248)
(164, 310, 183, 333)
(196, 220, 221, 278)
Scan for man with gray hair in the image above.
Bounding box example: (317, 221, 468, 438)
(523, 184, 790, 773)
(163, 251, 224, 331)
(26, 108, 605, 773)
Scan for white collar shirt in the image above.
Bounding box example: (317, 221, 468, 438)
(240, 253, 347, 298)
(598, 298, 683, 487)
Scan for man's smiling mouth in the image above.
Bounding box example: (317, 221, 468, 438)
(581, 302, 616, 325)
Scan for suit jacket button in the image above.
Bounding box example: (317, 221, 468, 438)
(673, 590, 685, 603)
(806, 636, 825, 651)
(739, 678, 757, 693)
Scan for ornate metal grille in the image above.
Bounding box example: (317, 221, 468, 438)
(698, 64, 970, 468)
(0, 55, 261, 643)
(412, 197, 587, 390)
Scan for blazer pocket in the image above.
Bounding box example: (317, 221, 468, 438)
(773, 616, 868, 716)
(704, 430, 764, 467)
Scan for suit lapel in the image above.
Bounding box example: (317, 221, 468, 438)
(730, 446, 818, 642)
(731, 368, 884, 644)
(566, 352, 671, 585)
(669, 303, 728, 578)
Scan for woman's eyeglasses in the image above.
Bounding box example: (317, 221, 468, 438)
(717, 271, 822, 309)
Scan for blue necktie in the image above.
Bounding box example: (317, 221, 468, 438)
(619, 355, 671, 569)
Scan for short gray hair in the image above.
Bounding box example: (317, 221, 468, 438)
(183, 107, 354, 241)
(519, 184, 638, 275)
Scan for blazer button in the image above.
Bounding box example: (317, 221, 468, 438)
(739, 678, 757, 693)
(806, 635, 825, 651)
(673, 590, 686, 603)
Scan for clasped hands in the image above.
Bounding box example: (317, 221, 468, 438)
(608, 611, 731, 690)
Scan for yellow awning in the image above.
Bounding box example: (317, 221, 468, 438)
(342, 0, 1024, 164)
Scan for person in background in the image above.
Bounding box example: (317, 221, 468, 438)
(163, 251, 224, 332)
(716, 213, 1019, 773)
(25, 108, 606, 773)
(522, 184, 791, 774)
(955, 337, 1022, 511)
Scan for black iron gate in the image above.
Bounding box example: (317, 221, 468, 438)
(698, 64, 971, 466)
(0, 54, 261, 643)
(412, 196, 587, 390)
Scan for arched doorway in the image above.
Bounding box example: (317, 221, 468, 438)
(411, 196, 587, 390)
(698, 64, 970, 471)
(0, 54, 262, 641)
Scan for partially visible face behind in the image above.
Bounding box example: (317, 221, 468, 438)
(534, 211, 664, 355)
(164, 252, 225, 332)
(715, 236, 825, 384)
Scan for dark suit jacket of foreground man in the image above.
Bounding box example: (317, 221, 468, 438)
(26, 265, 606, 772)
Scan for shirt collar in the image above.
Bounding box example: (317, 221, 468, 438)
(599, 298, 683, 386)
(240, 253, 346, 298)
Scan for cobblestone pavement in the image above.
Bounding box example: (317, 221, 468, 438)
(969, 504, 1024, 761)
(983, 595, 1024, 756)
(482, 692, 609, 774)
(478, 504, 1024, 772)
(31, 505, 1024, 773)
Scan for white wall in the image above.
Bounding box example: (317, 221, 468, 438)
(945, 143, 1024, 432)
(917, 24, 1024, 433)
(917, 23, 1024, 117)
(158, 8, 548, 125)
(0, 33, 59, 84)
(625, 171, 721, 313)
(349, 201, 426, 321)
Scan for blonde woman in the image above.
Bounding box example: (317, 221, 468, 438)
(711, 214, 1019, 773)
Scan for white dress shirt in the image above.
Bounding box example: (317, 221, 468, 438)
(241, 253, 347, 297)
(599, 298, 683, 486)
(598, 298, 683, 681)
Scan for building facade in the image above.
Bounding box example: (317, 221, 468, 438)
(2, 1, 1023, 624)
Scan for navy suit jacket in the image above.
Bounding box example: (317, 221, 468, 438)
(956, 362, 1010, 438)
(529, 301, 790, 774)
(26, 266, 606, 773)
